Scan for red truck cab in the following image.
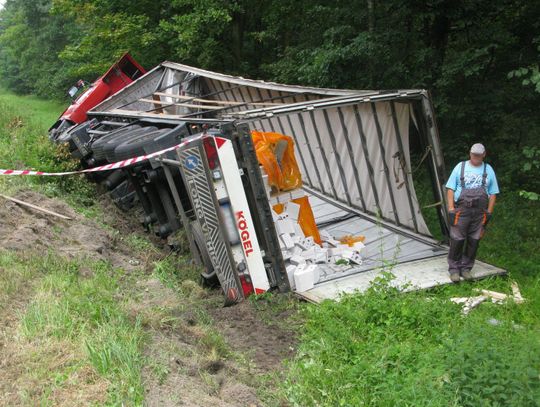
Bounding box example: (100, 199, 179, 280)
(49, 53, 146, 140)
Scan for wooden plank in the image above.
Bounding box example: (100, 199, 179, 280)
(139, 98, 222, 110)
(153, 92, 284, 107)
(0, 194, 72, 220)
(154, 92, 242, 105)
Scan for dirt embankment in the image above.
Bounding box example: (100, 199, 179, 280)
(0, 190, 139, 271)
(0, 190, 299, 406)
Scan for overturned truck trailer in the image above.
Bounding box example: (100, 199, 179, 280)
(84, 61, 505, 303)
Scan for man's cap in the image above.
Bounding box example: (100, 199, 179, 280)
(470, 143, 485, 154)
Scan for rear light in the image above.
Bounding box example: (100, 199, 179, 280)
(239, 273, 254, 296)
(203, 136, 219, 170)
(227, 287, 240, 302)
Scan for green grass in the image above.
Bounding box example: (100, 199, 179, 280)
(283, 273, 540, 406)
(283, 179, 540, 405)
(1, 251, 146, 405)
(0, 87, 67, 172)
(0, 88, 67, 127)
(0, 87, 99, 214)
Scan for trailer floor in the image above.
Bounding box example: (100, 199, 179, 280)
(297, 191, 506, 303)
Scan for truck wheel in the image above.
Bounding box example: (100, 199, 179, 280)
(102, 126, 158, 162)
(111, 128, 169, 161)
(190, 221, 219, 286)
(91, 124, 144, 161)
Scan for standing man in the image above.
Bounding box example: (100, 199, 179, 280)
(445, 143, 499, 282)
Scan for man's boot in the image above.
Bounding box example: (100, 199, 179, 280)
(461, 238, 480, 280)
(448, 238, 465, 282)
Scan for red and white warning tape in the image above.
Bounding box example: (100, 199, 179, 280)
(0, 134, 205, 176)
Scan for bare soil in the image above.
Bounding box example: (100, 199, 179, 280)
(0, 190, 140, 271)
(134, 278, 263, 407)
(210, 302, 298, 372)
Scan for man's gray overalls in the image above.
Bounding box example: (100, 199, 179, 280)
(448, 162, 489, 273)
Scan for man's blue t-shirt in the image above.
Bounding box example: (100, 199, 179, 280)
(445, 161, 500, 201)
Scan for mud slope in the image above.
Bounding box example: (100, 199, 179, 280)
(0, 189, 138, 270)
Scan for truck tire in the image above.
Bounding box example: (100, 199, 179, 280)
(111, 128, 169, 161)
(111, 125, 187, 161)
(102, 126, 159, 162)
(101, 170, 126, 191)
(91, 124, 144, 161)
(191, 221, 219, 286)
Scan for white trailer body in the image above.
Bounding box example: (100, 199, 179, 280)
(88, 62, 505, 303)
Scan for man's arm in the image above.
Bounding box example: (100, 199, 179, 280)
(447, 189, 455, 211)
(487, 194, 496, 213)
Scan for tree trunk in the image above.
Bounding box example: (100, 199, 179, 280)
(367, 0, 375, 32)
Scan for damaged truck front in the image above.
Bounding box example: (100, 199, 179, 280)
(58, 61, 505, 304)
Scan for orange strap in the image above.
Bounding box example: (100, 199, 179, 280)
(454, 211, 461, 226)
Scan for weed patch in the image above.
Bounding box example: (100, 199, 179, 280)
(283, 274, 540, 406)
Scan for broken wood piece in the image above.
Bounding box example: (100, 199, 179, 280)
(511, 281, 525, 304)
(462, 295, 488, 315)
(477, 289, 509, 302)
(0, 193, 72, 220)
(451, 295, 488, 315)
(474, 285, 526, 304)
(450, 297, 470, 304)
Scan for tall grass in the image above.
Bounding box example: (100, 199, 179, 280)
(14, 253, 146, 405)
(0, 88, 67, 172)
(0, 88, 98, 212)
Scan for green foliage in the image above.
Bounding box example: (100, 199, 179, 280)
(284, 273, 540, 406)
(477, 191, 540, 278)
(0, 88, 99, 213)
(508, 36, 540, 93)
(0, 0, 77, 98)
(516, 146, 540, 200)
(520, 190, 539, 200)
(444, 319, 540, 406)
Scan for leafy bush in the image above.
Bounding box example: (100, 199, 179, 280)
(444, 319, 540, 407)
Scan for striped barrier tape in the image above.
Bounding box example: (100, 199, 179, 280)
(0, 134, 205, 176)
